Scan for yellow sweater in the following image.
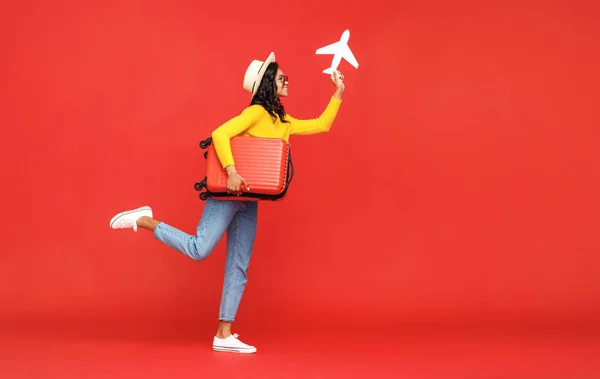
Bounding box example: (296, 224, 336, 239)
(211, 96, 342, 168)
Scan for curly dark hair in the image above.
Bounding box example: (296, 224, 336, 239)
(250, 62, 290, 123)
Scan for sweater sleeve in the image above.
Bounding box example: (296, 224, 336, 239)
(287, 96, 342, 135)
(211, 105, 264, 168)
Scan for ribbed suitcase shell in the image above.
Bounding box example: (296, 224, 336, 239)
(204, 137, 291, 200)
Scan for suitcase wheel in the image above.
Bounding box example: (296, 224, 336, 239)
(199, 137, 212, 149)
(199, 192, 208, 201)
(194, 179, 206, 191)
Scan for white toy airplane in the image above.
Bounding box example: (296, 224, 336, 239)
(315, 29, 359, 74)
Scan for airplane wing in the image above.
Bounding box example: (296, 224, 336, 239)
(340, 45, 359, 68)
(315, 41, 341, 55)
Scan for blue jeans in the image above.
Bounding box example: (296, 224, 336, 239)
(153, 197, 258, 322)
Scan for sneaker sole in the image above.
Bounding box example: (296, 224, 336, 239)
(212, 346, 257, 354)
(109, 206, 152, 228)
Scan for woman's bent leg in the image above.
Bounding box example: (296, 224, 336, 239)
(153, 197, 238, 261)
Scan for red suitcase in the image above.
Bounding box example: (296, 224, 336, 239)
(194, 136, 294, 201)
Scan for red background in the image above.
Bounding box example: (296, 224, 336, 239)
(1, 0, 599, 340)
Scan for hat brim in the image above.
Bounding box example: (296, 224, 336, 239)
(251, 52, 276, 96)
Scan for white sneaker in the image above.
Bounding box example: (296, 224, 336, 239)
(212, 333, 257, 354)
(109, 206, 152, 232)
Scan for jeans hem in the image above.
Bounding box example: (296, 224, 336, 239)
(153, 222, 164, 239)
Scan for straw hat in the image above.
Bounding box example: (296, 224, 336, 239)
(242, 52, 276, 96)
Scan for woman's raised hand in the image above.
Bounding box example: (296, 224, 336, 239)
(331, 70, 345, 99)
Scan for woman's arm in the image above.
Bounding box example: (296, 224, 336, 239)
(287, 96, 342, 135)
(211, 105, 264, 168)
(288, 71, 345, 136)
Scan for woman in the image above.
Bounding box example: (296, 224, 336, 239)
(109, 52, 345, 353)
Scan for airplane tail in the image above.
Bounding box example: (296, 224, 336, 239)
(322, 67, 335, 74)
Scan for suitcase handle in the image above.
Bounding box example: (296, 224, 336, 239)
(286, 150, 294, 185)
